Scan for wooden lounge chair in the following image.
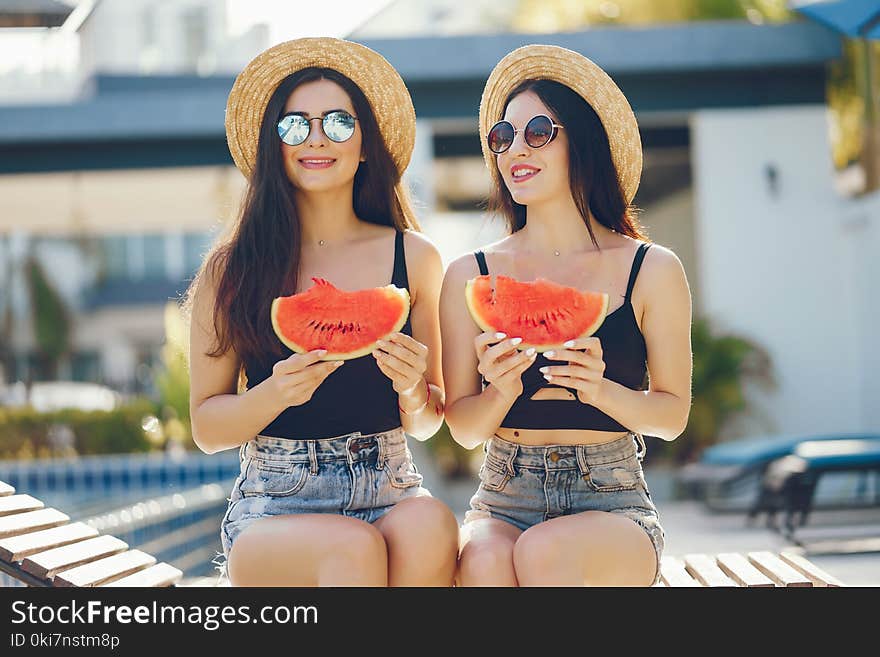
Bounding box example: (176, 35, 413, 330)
(0, 479, 182, 587)
(656, 550, 844, 586)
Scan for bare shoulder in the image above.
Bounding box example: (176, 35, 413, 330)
(443, 250, 483, 287)
(636, 242, 692, 326)
(403, 230, 442, 274)
(641, 242, 689, 288)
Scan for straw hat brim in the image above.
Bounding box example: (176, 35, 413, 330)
(225, 37, 416, 180)
(479, 44, 642, 203)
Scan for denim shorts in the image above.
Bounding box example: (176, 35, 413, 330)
(464, 431, 665, 586)
(214, 426, 429, 578)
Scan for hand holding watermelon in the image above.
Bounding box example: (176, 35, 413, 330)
(474, 331, 538, 403)
(372, 332, 429, 402)
(539, 336, 606, 404)
(268, 349, 345, 409)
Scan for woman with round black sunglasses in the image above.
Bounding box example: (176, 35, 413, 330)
(184, 38, 457, 587)
(440, 45, 693, 587)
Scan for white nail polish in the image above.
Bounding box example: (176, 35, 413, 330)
(525, 348, 535, 356)
(539, 367, 548, 373)
(495, 332, 507, 339)
(511, 337, 523, 345)
(544, 350, 555, 358)
(544, 374, 552, 381)
(563, 340, 575, 348)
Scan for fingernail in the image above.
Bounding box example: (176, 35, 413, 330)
(317, 349, 328, 356)
(544, 374, 552, 381)
(334, 360, 344, 366)
(539, 366, 548, 373)
(495, 332, 507, 339)
(377, 340, 386, 347)
(511, 337, 523, 345)
(525, 348, 535, 356)
(544, 350, 555, 358)
(563, 340, 575, 348)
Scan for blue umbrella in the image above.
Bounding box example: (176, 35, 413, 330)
(791, 0, 880, 39)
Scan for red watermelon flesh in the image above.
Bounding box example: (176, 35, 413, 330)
(271, 278, 410, 360)
(465, 275, 609, 351)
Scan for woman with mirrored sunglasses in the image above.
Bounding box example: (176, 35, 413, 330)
(183, 38, 457, 587)
(440, 45, 693, 586)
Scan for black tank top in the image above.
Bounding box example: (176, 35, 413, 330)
(244, 230, 413, 439)
(475, 241, 651, 431)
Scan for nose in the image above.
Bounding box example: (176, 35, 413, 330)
(305, 117, 328, 148)
(505, 127, 530, 158)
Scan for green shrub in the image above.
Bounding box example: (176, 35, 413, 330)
(0, 398, 158, 460)
(651, 316, 776, 464)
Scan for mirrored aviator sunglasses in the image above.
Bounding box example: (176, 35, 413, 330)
(486, 114, 563, 154)
(276, 110, 358, 146)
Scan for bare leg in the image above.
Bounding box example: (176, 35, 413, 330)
(513, 510, 657, 586)
(373, 495, 459, 586)
(226, 514, 388, 587)
(457, 517, 522, 586)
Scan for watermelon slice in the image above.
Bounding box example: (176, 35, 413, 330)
(465, 275, 609, 352)
(271, 278, 410, 360)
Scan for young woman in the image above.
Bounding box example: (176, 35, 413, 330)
(440, 45, 693, 586)
(185, 38, 458, 586)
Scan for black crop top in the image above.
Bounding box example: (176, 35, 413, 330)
(244, 230, 413, 440)
(476, 241, 651, 432)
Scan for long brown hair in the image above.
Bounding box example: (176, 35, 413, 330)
(487, 79, 648, 247)
(182, 67, 418, 373)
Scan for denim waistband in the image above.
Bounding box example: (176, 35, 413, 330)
(239, 426, 406, 464)
(486, 431, 645, 471)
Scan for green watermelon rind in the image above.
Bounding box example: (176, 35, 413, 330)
(271, 284, 411, 361)
(464, 276, 609, 352)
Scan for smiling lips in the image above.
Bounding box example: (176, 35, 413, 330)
(510, 164, 540, 183)
(298, 158, 336, 169)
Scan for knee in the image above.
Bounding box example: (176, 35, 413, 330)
(513, 526, 563, 575)
(333, 521, 388, 568)
(389, 497, 459, 547)
(459, 537, 514, 579)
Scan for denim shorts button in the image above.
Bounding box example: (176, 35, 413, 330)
(549, 451, 560, 462)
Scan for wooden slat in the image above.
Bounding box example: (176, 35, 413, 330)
(748, 551, 812, 587)
(22, 535, 129, 580)
(660, 556, 703, 587)
(684, 553, 738, 587)
(53, 550, 155, 587)
(0, 508, 68, 539)
(779, 551, 844, 588)
(0, 494, 44, 517)
(0, 522, 99, 562)
(102, 562, 183, 588)
(0, 481, 15, 496)
(716, 552, 775, 587)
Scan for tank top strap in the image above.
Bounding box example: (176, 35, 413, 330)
(624, 242, 651, 302)
(392, 229, 409, 290)
(473, 250, 489, 275)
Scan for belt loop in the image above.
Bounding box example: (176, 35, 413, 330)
(376, 433, 386, 471)
(576, 445, 590, 477)
(634, 432, 647, 462)
(308, 441, 318, 475)
(505, 443, 518, 476)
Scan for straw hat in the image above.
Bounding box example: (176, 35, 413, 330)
(225, 37, 416, 180)
(479, 44, 642, 203)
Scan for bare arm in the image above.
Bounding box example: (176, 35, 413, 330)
(188, 263, 342, 454)
(373, 231, 446, 440)
(439, 254, 536, 450)
(591, 245, 693, 441)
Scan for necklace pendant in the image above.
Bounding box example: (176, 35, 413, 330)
(318, 239, 325, 246)
(554, 249, 560, 256)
